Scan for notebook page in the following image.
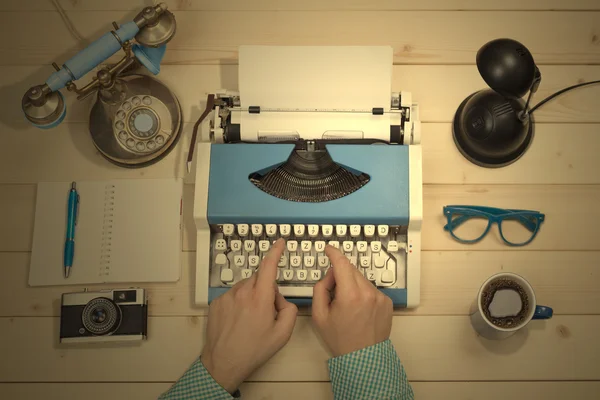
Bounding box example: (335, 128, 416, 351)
(29, 179, 182, 286)
(30, 182, 107, 286)
(105, 179, 182, 283)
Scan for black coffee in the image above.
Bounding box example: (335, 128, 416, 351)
(480, 278, 530, 328)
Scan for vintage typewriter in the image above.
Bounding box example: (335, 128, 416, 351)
(193, 46, 422, 307)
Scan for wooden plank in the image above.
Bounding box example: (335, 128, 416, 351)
(421, 185, 600, 251)
(419, 251, 600, 315)
(422, 123, 600, 185)
(184, 184, 600, 251)
(0, 123, 193, 184)
(412, 382, 600, 399)
(2, 182, 598, 253)
(1, 315, 598, 381)
(2, 382, 600, 400)
(1, 65, 236, 126)
(1, 123, 599, 184)
(3, 0, 600, 11)
(2, 183, 599, 254)
(182, 183, 196, 250)
(394, 66, 600, 124)
(2, 11, 599, 65)
(0, 252, 202, 318)
(5, 65, 600, 125)
(0, 383, 174, 400)
(2, 250, 599, 317)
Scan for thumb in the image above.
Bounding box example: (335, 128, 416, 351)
(273, 293, 298, 345)
(312, 268, 335, 323)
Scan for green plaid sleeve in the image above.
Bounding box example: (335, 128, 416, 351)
(328, 339, 414, 400)
(158, 358, 237, 400)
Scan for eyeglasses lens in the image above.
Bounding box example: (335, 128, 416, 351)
(450, 213, 489, 241)
(500, 215, 539, 245)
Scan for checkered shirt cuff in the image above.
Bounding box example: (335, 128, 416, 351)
(328, 339, 414, 400)
(158, 358, 239, 400)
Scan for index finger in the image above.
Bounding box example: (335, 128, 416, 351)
(324, 245, 359, 289)
(256, 238, 285, 291)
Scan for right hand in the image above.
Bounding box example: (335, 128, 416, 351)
(312, 245, 394, 357)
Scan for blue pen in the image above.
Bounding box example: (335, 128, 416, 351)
(64, 182, 79, 278)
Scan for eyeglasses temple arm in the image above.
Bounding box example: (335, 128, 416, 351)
(444, 214, 471, 231)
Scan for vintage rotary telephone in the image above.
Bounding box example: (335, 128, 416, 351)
(21, 3, 182, 168)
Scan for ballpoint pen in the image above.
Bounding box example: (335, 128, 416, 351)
(64, 182, 79, 278)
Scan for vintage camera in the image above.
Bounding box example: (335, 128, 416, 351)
(60, 288, 148, 344)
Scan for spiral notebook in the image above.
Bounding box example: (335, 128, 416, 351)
(29, 179, 182, 286)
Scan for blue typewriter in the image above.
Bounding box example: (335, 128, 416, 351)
(193, 46, 422, 307)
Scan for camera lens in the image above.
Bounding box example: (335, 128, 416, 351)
(82, 297, 122, 335)
(92, 308, 107, 323)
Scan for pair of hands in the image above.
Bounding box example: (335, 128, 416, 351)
(201, 239, 393, 393)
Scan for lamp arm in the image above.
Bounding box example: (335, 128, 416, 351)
(519, 66, 542, 121)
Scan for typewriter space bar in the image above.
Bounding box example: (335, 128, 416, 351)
(278, 287, 314, 298)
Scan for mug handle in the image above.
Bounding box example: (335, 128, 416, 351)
(532, 305, 553, 320)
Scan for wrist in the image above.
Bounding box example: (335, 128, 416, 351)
(331, 338, 389, 357)
(200, 353, 244, 394)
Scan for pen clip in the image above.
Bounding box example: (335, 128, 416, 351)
(75, 194, 80, 225)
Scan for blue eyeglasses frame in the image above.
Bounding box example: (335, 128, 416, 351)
(443, 205, 545, 246)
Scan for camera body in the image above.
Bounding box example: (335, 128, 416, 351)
(60, 288, 148, 344)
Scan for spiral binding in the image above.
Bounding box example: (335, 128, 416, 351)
(99, 184, 115, 276)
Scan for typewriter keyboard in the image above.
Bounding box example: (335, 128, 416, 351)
(209, 224, 407, 297)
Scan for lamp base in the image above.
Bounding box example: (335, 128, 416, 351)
(452, 90, 534, 168)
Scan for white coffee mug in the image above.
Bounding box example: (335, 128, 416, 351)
(470, 272, 553, 340)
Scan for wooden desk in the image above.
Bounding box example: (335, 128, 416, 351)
(1, 1, 599, 398)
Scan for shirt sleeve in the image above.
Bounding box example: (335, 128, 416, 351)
(328, 339, 414, 400)
(158, 358, 239, 400)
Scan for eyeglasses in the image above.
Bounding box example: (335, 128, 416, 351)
(443, 205, 545, 246)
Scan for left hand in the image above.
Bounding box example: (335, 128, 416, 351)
(200, 239, 298, 393)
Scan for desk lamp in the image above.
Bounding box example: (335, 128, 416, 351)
(453, 38, 599, 168)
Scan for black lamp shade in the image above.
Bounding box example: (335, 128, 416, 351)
(477, 38, 537, 98)
(452, 38, 539, 168)
(453, 90, 534, 167)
